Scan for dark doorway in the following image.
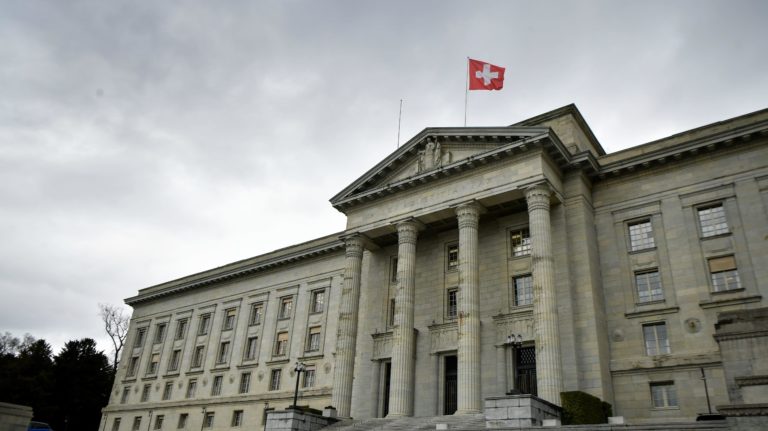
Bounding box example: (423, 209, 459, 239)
(444, 355, 458, 415)
(515, 347, 537, 396)
(382, 362, 391, 417)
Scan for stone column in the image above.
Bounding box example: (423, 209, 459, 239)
(388, 220, 419, 417)
(331, 235, 365, 418)
(456, 203, 482, 414)
(525, 184, 563, 405)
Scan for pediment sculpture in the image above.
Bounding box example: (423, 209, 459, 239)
(416, 138, 452, 174)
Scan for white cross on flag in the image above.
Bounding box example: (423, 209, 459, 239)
(468, 58, 505, 91)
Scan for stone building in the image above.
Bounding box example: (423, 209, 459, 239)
(101, 105, 768, 430)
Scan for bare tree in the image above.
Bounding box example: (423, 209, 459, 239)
(98, 303, 130, 372)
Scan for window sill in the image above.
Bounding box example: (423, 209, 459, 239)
(248, 323, 261, 327)
(186, 369, 204, 376)
(634, 299, 666, 307)
(651, 406, 680, 411)
(163, 371, 180, 377)
(508, 253, 532, 260)
(710, 287, 745, 295)
(700, 294, 762, 309)
(236, 362, 259, 369)
(211, 364, 230, 371)
(299, 353, 324, 361)
(266, 358, 290, 366)
(700, 232, 732, 241)
(628, 247, 657, 255)
(141, 375, 158, 381)
(625, 305, 679, 319)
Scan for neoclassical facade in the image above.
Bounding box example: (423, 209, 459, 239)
(102, 105, 768, 431)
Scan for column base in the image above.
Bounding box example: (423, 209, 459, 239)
(454, 408, 482, 415)
(385, 413, 410, 418)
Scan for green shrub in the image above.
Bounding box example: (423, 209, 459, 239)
(560, 391, 611, 425)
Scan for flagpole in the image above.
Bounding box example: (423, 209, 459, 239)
(464, 57, 469, 127)
(397, 99, 403, 148)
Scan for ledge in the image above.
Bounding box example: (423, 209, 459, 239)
(236, 362, 259, 370)
(716, 403, 768, 417)
(265, 358, 290, 366)
(298, 353, 324, 362)
(700, 295, 762, 309)
(736, 375, 768, 387)
(625, 305, 679, 319)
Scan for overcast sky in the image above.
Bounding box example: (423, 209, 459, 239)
(1, 0, 767, 356)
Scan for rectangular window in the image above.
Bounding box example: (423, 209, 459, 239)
(177, 414, 187, 430)
(121, 387, 130, 404)
(162, 382, 173, 400)
(216, 341, 230, 364)
(643, 322, 671, 356)
(126, 356, 139, 377)
(447, 244, 459, 271)
(698, 204, 729, 237)
(249, 303, 263, 326)
(132, 417, 142, 431)
(175, 318, 188, 340)
(203, 413, 214, 429)
(709, 256, 741, 292)
(513, 275, 533, 306)
(185, 379, 197, 399)
(231, 410, 243, 428)
(269, 369, 281, 391)
(306, 327, 321, 352)
(134, 328, 147, 348)
(302, 368, 316, 388)
(275, 332, 288, 356)
(147, 353, 160, 375)
(211, 375, 223, 396)
(279, 297, 293, 319)
(510, 228, 532, 256)
(112, 418, 121, 431)
(154, 323, 167, 344)
(389, 298, 396, 326)
(628, 220, 655, 251)
(140, 384, 150, 402)
(191, 346, 205, 368)
(447, 288, 458, 319)
(198, 314, 211, 335)
(311, 290, 325, 314)
(650, 382, 678, 408)
(635, 270, 664, 303)
(223, 309, 237, 331)
(244, 336, 259, 361)
(390, 257, 398, 283)
(154, 415, 164, 430)
(239, 372, 251, 394)
(168, 349, 181, 371)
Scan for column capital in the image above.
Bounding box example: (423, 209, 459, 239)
(395, 219, 422, 245)
(525, 183, 552, 211)
(455, 201, 485, 230)
(343, 235, 365, 258)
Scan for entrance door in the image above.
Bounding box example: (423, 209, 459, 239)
(444, 355, 458, 415)
(515, 347, 537, 396)
(382, 362, 391, 417)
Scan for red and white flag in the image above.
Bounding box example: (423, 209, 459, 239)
(468, 58, 505, 91)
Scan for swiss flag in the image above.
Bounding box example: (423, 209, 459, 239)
(468, 58, 505, 91)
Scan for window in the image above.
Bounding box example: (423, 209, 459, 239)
(134, 328, 147, 348)
(698, 204, 729, 237)
(238, 372, 251, 394)
(302, 368, 315, 388)
(269, 369, 281, 391)
(191, 346, 205, 368)
(635, 270, 663, 303)
(231, 411, 243, 427)
(162, 382, 173, 400)
(175, 318, 188, 340)
(447, 288, 458, 319)
(249, 303, 263, 326)
(244, 336, 259, 361)
(177, 414, 188, 429)
(146, 353, 160, 375)
(306, 327, 321, 352)
(628, 220, 655, 251)
(510, 228, 532, 256)
(279, 297, 293, 319)
(185, 379, 197, 399)
(311, 290, 325, 313)
(447, 244, 459, 271)
(154, 323, 167, 344)
(513, 275, 533, 306)
(643, 322, 671, 356)
(168, 349, 181, 371)
(198, 314, 211, 335)
(126, 356, 139, 377)
(390, 257, 398, 283)
(203, 413, 214, 429)
(211, 375, 223, 396)
(223, 309, 237, 331)
(112, 418, 121, 431)
(389, 298, 396, 326)
(275, 332, 288, 356)
(154, 415, 164, 430)
(120, 387, 130, 404)
(709, 256, 741, 292)
(141, 384, 151, 402)
(650, 382, 678, 408)
(216, 341, 230, 364)
(132, 417, 142, 431)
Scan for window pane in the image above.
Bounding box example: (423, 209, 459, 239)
(514, 275, 533, 306)
(629, 220, 655, 251)
(698, 205, 729, 237)
(635, 271, 663, 303)
(511, 229, 532, 256)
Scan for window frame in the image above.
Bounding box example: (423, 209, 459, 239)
(650, 381, 678, 409)
(238, 372, 251, 394)
(697, 203, 730, 238)
(153, 415, 164, 430)
(248, 303, 263, 326)
(222, 309, 237, 331)
(446, 288, 458, 319)
(634, 269, 664, 304)
(446, 243, 459, 272)
(216, 341, 231, 364)
(310, 289, 325, 314)
(512, 274, 533, 307)
(185, 379, 197, 399)
(509, 227, 532, 257)
(628, 219, 655, 252)
(154, 323, 167, 344)
(274, 332, 289, 356)
(134, 327, 147, 348)
(177, 414, 187, 430)
(302, 367, 316, 388)
(278, 297, 293, 320)
(162, 382, 173, 401)
(243, 336, 259, 361)
(174, 318, 188, 340)
(708, 255, 742, 292)
(211, 375, 223, 396)
(140, 384, 151, 402)
(642, 322, 671, 356)
(306, 327, 322, 352)
(198, 314, 212, 335)
(146, 353, 160, 375)
(231, 410, 243, 428)
(168, 349, 181, 372)
(269, 369, 281, 391)
(112, 418, 121, 431)
(132, 417, 142, 431)
(191, 345, 205, 369)
(203, 413, 214, 429)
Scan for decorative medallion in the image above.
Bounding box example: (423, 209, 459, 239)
(685, 318, 702, 333)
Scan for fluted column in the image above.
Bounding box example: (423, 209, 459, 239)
(388, 220, 419, 417)
(456, 203, 482, 414)
(525, 184, 563, 404)
(331, 235, 365, 417)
